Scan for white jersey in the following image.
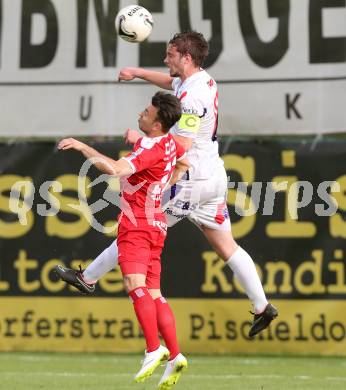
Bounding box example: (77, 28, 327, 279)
(170, 70, 224, 180)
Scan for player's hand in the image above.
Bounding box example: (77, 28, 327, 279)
(117, 67, 140, 81)
(124, 128, 141, 145)
(58, 138, 86, 151)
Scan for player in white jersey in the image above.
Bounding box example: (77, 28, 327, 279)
(171, 70, 221, 179)
(164, 67, 229, 230)
(55, 31, 277, 338)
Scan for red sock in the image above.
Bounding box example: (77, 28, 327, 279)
(155, 297, 180, 360)
(129, 287, 160, 352)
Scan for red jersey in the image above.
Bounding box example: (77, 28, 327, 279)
(120, 134, 186, 225)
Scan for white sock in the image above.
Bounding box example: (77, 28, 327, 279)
(83, 241, 119, 283)
(226, 246, 268, 313)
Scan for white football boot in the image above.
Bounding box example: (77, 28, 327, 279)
(158, 353, 188, 389)
(134, 345, 169, 383)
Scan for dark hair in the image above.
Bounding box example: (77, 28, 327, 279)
(169, 31, 209, 67)
(151, 92, 181, 132)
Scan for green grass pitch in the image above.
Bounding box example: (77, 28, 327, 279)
(0, 352, 345, 390)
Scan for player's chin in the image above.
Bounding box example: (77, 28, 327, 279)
(168, 68, 178, 77)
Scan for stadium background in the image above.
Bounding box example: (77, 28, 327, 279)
(0, 0, 345, 357)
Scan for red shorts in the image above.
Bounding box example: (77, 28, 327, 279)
(117, 218, 167, 289)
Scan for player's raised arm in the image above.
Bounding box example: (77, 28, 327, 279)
(169, 156, 190, 186)
(124, 128, 141, 145)
(118, 67, 173, 90)
(58, 138, 133, 177)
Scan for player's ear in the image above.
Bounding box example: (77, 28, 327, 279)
(183, 52, 192, 64)
(154, 121, 163, 132)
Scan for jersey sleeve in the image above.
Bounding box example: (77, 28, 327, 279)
(171, 94, 204, 139)
(122, 138, 160, 173)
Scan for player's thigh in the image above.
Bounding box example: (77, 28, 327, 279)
(146, 230, 165, 290)
(117, 230, 151, 264)
(122, 273, 147, 292)
(146, 259, 161, 290)
(148, 288, 162, 299)
(188, 195, 231, 232)
(201, 225, 238, 261)
(188, 196, 239, 260)
(117, 228, 152, 290)
(187, 172, 229, 228)
(164, 180, 202, 227)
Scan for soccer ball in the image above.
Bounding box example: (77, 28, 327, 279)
(115, 5, 153, 43)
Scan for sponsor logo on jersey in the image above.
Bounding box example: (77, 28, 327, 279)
(182, 106, 199, 115)
(173, 199, 198, 211)
(165, 208, 186, 220)
(152, 220, 168, 233)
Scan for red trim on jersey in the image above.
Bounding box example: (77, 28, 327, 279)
(212, 91, 219, 141)
(179, 91, 187, 101)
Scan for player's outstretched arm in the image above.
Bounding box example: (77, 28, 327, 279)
(118, 67, 173, 90)
(169, 157, 190, 186)
(58, 138, 133, 177)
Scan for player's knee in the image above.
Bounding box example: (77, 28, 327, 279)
(123, 274, 145, 293)
(148, 288, 162, 299)
(215, 237, 238, 261)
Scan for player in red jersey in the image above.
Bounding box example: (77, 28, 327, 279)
(57, 91, 189, 388)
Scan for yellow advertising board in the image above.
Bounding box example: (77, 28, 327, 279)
(1, 141, 346, 356)
(0, 298, 345, 355)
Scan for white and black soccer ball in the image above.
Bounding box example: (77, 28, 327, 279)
(115, 5, 153, 43)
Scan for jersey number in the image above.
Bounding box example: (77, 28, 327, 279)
(212, 91, 219, 141)
(151, 140, 176, 201)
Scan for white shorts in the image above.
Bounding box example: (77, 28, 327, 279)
(162, 166, 231, 231)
